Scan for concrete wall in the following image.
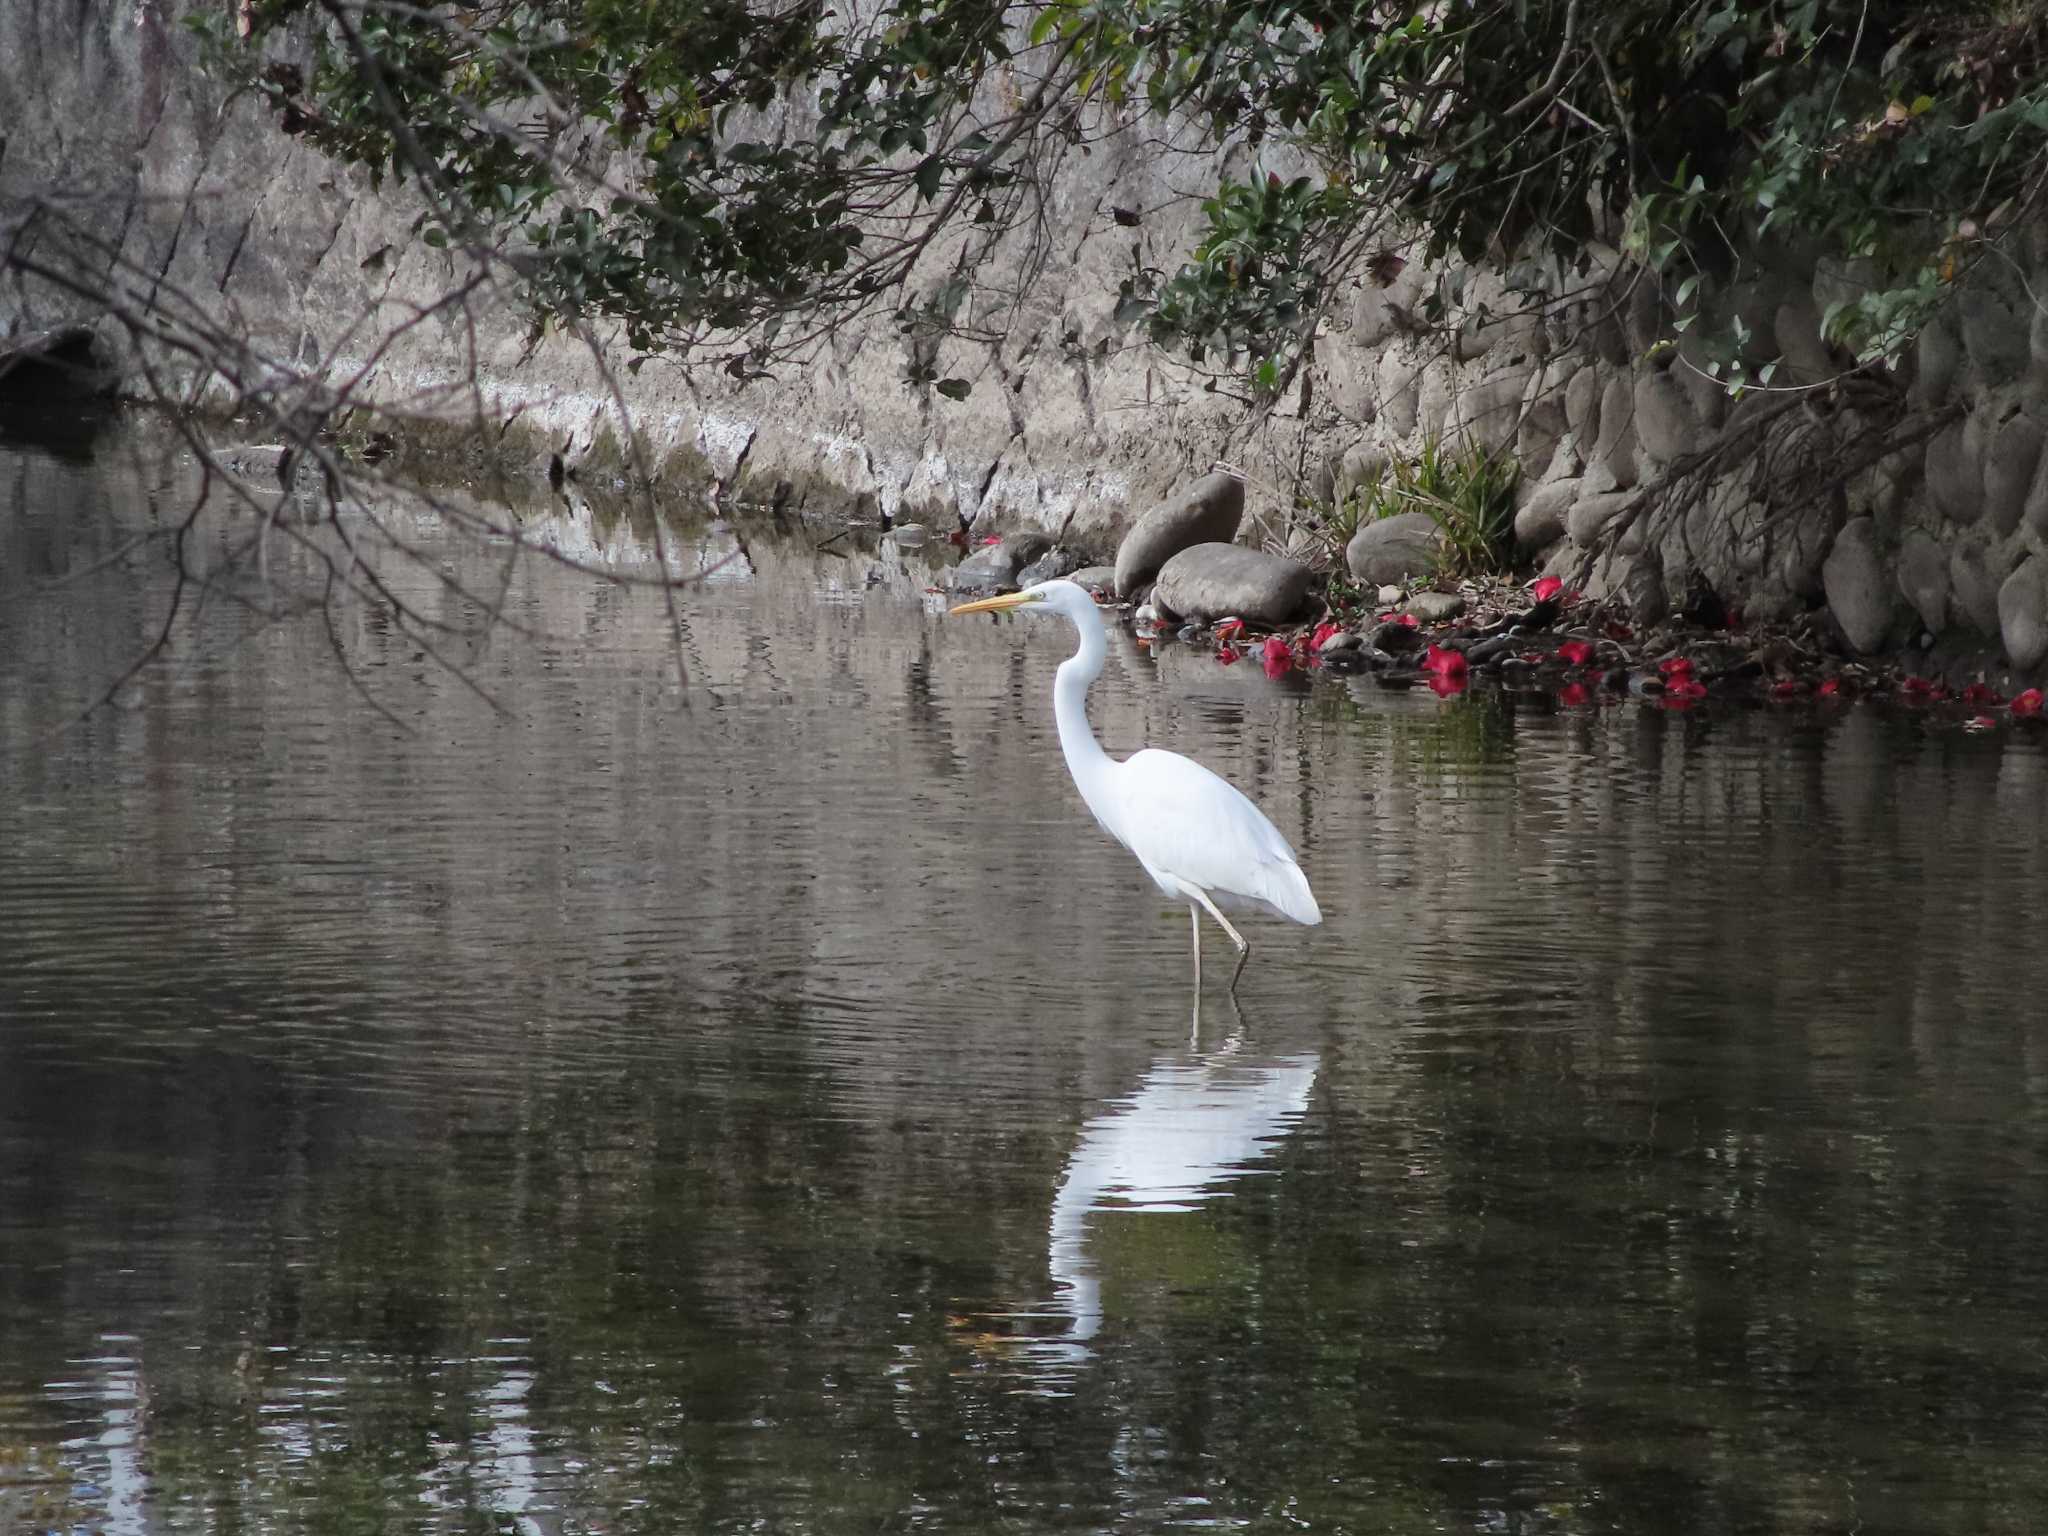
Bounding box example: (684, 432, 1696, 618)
(5, 0, 2046, 679)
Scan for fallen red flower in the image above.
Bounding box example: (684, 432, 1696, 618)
(1769, 679, 1805, 700)
(1557, 681, 1591, 707)
(980, 535, 1003, 546)
(1214, 618, 1246, 642)
(1665, 677, 1707, 700)
(1817, 676, 1844, 697)
(1658, 656, 1694, 679)
(1427, 672, 1468, 698)
(1311, 621, 1344, 652)
(1529, 576, 1564, 602)
(1900, 674, 1936, 695)
(1262, 636, 1294, 679)
(1556, 639, 1595, 667)
(1423, 643, 1468, 681)
(2012, 688, 2045, 717)
(1966, 714, 2000, 732)
(1962, 682, 2006, 707)
(1604, 622, 1634, 641)
(1216, 643, 1241, 665)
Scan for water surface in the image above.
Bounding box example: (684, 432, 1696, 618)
(4, 430, 2048, 1534)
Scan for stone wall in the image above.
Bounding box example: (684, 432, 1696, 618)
(4, 0, 2045, 681)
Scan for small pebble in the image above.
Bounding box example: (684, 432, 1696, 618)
(1377, 584, 1406, 605)
(890, 524, 928, 547)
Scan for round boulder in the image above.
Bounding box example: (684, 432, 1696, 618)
(1999, 554, 2048, 670)
(1113, 472, 1245, 599)
(1822, 517, 1896, 654)
(1345, 511, 1444, 586)
(949, 532, 1053, 593)
(1153, 544, 1314, 627)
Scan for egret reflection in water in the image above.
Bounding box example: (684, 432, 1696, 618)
(991, 1031, 1319, 1381)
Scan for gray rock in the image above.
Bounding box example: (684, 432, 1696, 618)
(1516, 369, 1569, 466)
(1897, 529, 1950, 633)
(1822, 517, 1895, 653)
(1515, 477, 1579, 551)
(1583, 372, 1639, 494)
(1914, 313, 1964, 405)
(2023, 425, 2048, 538)
(1962, 289, 2031, 384)
(1018, 546, 1090, 587)
(1926, 421, 1983, 526)
(1950, 542, 2008, 634)
(1152, 544, 1314, 627)
(1377, 584, 1407, 605)
(1564, 364, 1604, 444)
(1378, 352, 1421, 437)
(1567, 489, 1636, 548)
(1985, 413, 2044, 535)
(1634, 370, 1701, 463)
(1774, 299, 1838, 385)
(1405, 590, 1468, 623)
(949, 531, 1053, 592)
(1999, 555, 2048, 669)
(889, 523, 929, 547)
(1113, 472, 1245, 599)
(1064, 563, 1118, 595)
(1346, 512, 1444, 586)
(1451, 365, 1530, 454)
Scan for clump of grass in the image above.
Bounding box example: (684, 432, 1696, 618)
(1366, 434, 1520, 577)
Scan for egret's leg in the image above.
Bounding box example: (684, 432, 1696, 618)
(1191, 889, 1251, 993)
(1189, 903, 1203, 992)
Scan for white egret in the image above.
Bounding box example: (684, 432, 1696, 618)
(950, 579, 1321, 991)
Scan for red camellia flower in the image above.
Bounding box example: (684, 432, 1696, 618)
(1769, 679, 1805, 700)
(1962, 682, 2006, 707)
(1556, 639, 1595, 667)
(2012, 688, 2045, 717)
(1214, 618, 1246, 640)
(1658, 656, 1694, 679)
(1900, 674, 1935, 695)
(1216, 643, 1241, 665)
(1423, 643, 1468, 681)
(1557, 681, 1591, 707)
(1665, 677, 1708, 700)
(1391, 612, 1420, 628)
(1530, 576, 1564, 602)
(1966, 714, 2000, 732)
(1427, 671, 1468, 698)
(1311, 621, 1344, 652)
(1817, 676, 1843, 697)
(1262, 635, 1294, 679)
(980, 535, 1003, 546)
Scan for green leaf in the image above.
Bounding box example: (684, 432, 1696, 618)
(934, 377, 971, 400)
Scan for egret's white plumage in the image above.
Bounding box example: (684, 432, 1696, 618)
(950, 579, 1321, 990)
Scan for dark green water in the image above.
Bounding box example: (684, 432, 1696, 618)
(4, 431, 2048, 1534)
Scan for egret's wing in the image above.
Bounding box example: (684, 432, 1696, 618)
(1114, 749, 1322, 924)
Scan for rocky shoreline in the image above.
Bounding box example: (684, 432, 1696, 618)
(938, 468, 2048, 733)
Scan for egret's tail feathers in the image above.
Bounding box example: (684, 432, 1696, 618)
(1264, 858, 1322, 927)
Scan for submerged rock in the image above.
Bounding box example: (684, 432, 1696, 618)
(1152, 544, 1313, 626)
(1018, 546, 1092, 587)
(1064, 563, 1117, 595)
(949, 532, 1053, 593)
(1345, 512, 1443, 586)
(1113, 472, 1245, 598)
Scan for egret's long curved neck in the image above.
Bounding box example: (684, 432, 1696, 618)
(1053, 603, 1118, 814)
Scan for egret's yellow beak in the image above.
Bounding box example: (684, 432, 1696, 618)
(948, 589, 1043, 616)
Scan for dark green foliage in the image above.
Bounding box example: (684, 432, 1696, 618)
(200, 0, 2048, 382)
